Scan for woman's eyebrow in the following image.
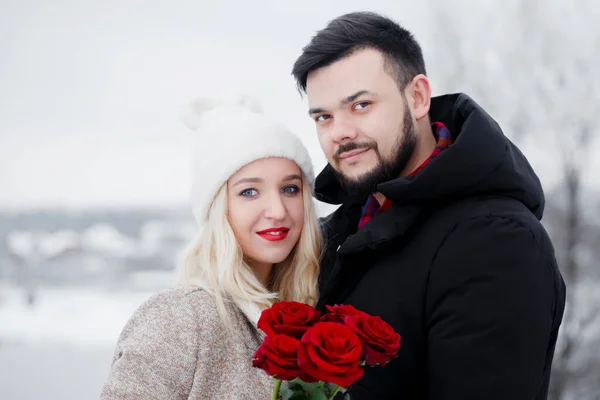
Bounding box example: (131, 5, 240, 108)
(232, 177, 262, 187)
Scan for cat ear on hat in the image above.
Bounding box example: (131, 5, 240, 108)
(179, 97, 222, 131)
(236, 94, 263, 114)
(179, 94, 264, 131)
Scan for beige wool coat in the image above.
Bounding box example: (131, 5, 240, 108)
(100, 286, 274, 399)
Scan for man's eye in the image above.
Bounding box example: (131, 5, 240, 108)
(240, 188, 258, 197)
(315, 114, 331, 123)
(354, 102, 370, 110)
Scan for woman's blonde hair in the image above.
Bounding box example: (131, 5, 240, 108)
(177, 172, 321, 326)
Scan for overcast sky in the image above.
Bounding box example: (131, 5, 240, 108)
(1, 0, 597, 211)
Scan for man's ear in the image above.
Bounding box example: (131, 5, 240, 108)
(405, 74, 431, 121)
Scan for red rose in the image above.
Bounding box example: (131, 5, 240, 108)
(258, 301, 321, 339)
(252, 334, 316, 382)
(322, 304, 368, 323)
(344, 314, 401, 366)
(298, 322, 364, 389)
(319, 313, 344, 323)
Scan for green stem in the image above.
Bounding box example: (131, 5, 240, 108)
(328, 385, 342, 400)
(272, 379, 282, 400)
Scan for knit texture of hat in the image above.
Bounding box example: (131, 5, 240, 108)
(180, 95, 315, 225)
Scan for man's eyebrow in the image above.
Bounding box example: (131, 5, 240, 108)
(341, 90, 373, 105)
(308, 107, 324, 116)
(308, 90, 375, 116)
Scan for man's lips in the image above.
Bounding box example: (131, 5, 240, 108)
(338, 147, 370, 160)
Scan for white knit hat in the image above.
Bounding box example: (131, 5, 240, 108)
(180, 95, 315, 225)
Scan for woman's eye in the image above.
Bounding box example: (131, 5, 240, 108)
(240, 188, 258, 197)
(354, 101, 370, 110)
(282, 185, 300, 195)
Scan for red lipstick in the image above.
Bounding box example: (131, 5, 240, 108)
(257, 227, 290, 242)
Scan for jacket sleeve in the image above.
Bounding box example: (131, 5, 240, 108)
(100, 289, 222, 399)
(426, 216, 558, 400)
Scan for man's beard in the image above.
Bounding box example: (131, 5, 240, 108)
(332, 104, 417, 197)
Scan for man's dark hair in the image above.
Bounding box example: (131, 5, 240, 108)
(292, 11, 426, 93)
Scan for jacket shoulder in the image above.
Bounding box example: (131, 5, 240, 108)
(432, 195, 544, 231)
(137, 285, 218, 317)
(425, 195, 556, 258)
(116, 286, 224, 347)
(142, 286, 219, 316)
(101, 286, 224, 399)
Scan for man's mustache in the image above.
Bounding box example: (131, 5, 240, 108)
(334, 141, 376, 161)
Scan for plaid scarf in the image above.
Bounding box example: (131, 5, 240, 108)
(356, 122, 452, 230)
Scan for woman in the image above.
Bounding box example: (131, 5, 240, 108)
(101, 96, 321, 399)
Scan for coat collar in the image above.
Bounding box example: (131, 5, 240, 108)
(233, 297, 265, 333)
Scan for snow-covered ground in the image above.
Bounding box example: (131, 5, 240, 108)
(0, 342, 114, 400)
(0, 285, 155, 345)
(0, 284, 158, 399)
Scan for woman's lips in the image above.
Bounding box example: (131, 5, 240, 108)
(257, 228, 290, 242)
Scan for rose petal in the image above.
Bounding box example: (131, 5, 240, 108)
(252, 334, 303, 380)
(297, 322, 365, 388)
(345, 314, 401, 366)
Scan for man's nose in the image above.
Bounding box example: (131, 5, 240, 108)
(329, 118, 359, 144)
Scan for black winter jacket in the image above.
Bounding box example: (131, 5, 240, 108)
(315, 93, 566, 400)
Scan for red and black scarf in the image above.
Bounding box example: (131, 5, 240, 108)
(357, 122, 452, 230)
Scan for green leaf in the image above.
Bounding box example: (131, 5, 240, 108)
(295, 379, 323, 393)
(308, 390, 328, 400)
(279, 384, 294, 400)
(290, 394, 310, 400)
(280, 383, 302, 400)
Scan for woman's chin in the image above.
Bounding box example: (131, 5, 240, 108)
(252, 248, 293, 266)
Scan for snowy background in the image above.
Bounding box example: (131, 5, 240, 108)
(1, 0, 599, 399)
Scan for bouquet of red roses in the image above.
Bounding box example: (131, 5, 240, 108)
(252, 301, 401, 400)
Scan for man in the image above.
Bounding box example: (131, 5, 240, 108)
(292, 11, 566, 400)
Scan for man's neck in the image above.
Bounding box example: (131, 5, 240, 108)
(372, 122, 436, 206)
(399, 122, 437, 177)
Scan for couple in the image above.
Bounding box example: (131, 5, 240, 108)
(101, 12, 565, 400)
